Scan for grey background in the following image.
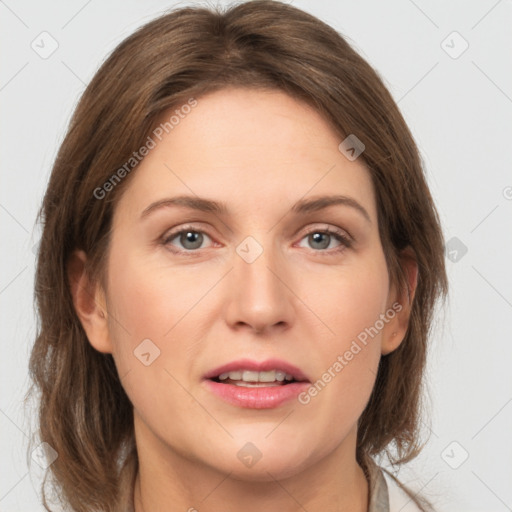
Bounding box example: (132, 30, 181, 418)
(1, 0, 511, 510)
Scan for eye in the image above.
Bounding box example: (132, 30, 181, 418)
(161, 225, 352, 255)
(297, 227, 352, 253)
(163, 227, 213, 252)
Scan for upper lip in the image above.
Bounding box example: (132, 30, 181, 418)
(204, 358, 310, 382)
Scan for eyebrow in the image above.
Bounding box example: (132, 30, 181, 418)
(140, 194, 371, 223)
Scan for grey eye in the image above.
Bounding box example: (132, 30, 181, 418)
(178, 231, 204, 250)
(308, 232, 332, 250)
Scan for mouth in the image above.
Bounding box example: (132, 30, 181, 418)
(211, 369, 300, 387)
(203, 359, 310, 409)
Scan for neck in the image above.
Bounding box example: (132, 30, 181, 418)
(133, 415, 368, 512)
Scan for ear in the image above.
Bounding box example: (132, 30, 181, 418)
(67, 249, 113, 354)
(381, 247, 418, 356)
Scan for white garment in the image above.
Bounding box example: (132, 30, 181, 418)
(367, 462, 426, 512)
(382, 469, 423, 512)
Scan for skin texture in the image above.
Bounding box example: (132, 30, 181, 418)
(69, 87, 418, 511)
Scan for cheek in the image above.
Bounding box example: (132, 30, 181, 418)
(106, 248, 213, 345)
(312, 254, 390, 347)
(301, 256, 389, 412)
(103, 254, 212, 437)
(102, 249, 180, 379)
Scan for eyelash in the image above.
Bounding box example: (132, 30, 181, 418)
(161, 224, 353, 256)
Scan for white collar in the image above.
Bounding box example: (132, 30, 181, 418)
(368, 463, 424, 512)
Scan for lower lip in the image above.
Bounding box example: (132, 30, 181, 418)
(204, 380, 310, 409)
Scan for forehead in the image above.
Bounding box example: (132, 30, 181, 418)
(114, 87, 377, 223)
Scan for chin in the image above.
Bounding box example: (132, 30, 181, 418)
(202, 437, 317, 482)
(222, 454, 311, 482)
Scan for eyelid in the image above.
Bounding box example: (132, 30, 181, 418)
(296, 224, 354, 251)
(299, 224, 353, 242)
(161, 224, 216, 249)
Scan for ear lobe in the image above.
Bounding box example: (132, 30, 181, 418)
(381, 247, 419, 355)
(67, 249, 113, 354)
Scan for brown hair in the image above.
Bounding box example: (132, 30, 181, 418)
(27, 1, 448, 510)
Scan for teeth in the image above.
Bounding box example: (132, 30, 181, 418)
(275, 370, 286, 382)
(217, 370, 295, 383)
(243, 370, 260, 382)
(219, 371, 241, 380)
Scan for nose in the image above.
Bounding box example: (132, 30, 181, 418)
(224, 238, 295, 335)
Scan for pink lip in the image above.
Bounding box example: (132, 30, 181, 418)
(203, 358, 309, 382)
(204, 380, 310, 409)
(203, 358, 310, 410)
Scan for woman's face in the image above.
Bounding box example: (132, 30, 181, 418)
(90, 87, 408, 479)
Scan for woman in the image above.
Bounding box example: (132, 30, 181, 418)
(28, 1, 447, 511)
